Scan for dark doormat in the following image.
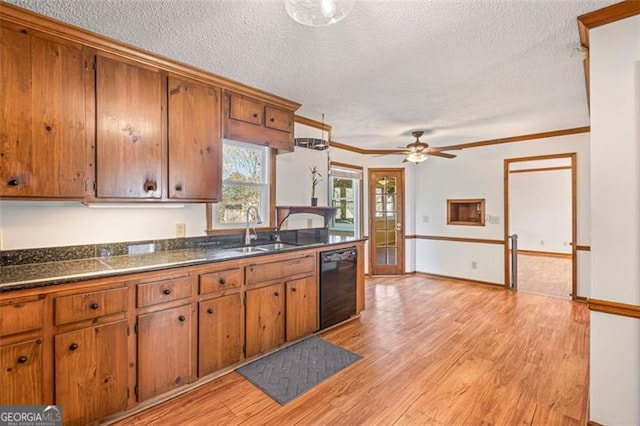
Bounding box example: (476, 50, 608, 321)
(237, 336, 362, 405)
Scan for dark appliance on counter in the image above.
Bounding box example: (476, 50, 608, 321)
(319, 247, 357, 330)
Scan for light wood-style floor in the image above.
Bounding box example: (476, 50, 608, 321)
(115, 275, 589, 425)
(517, 254, 572, 299)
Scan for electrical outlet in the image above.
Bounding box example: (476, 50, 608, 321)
(422, 215, 430, 223)
(128, 243, 155, 255)
(175, 223, 186, 238)
(307, 218, 313, 228)
(540, 240, 545, 245)
(471, 261, 478, 269)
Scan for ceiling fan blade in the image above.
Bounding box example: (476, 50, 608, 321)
(429, 151, 457, 159)
(429, 146, 462, 151)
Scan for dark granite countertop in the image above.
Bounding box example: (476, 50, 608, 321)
(0, 235, 364, 292)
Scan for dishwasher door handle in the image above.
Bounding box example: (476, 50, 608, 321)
(323, 251, 356, 262)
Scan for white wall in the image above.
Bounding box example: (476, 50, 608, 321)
(589, 14, 640, 425)
(274, 122, 330, 230)
(510, 167, 572, 254)
(413, 133, 590, 291)
(0, 201, 207, 249)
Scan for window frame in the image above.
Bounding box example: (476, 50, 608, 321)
(206, 140, 276, 233)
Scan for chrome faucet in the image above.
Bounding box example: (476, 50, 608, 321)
(245, 206, 262, 245)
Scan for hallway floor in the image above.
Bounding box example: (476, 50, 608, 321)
(517, 253, 572, 299)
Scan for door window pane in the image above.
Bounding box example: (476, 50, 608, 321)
(329, 173, 360, 237)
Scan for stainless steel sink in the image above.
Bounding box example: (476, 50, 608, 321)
(229, 246, 269, 254)
(227, 242, 298, 254)
(256, 242, 298, 250)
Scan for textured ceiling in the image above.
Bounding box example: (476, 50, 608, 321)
(5, 0, 617, 149)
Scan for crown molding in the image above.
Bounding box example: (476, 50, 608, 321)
(329, 126, 590, 155)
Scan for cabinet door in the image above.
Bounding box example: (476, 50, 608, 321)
(265, 105, 293, 133)
(286, 275, 318, 341)
(168, 77, 222, 201)
(198, 294, 242, 376)
(137, 304, 194, 401)
(228, 93, 264, 126)
(95, 55, 162, 198)
(0, 23, 86, 198)
(55, 321, 128, 426)
(245, 283, 285, 358)
(0, 339, 43, 405)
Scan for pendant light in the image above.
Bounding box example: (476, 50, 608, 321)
(285, 0, 355, 27)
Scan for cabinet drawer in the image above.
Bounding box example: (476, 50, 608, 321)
(199, 268, 243, 295)
(229, 94, 264, 126)
(265, 106, 293, 133)
(55, 288, 127, 326)
(246, 255, 315, 285)
(137, 275, 192, 308)
(0, 298, 44, 337)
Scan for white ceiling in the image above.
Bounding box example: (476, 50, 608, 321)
(6, 0, 617, 149)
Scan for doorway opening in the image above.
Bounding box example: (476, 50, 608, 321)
(504, 154, 577, 299)
(329, 162, 363, 238)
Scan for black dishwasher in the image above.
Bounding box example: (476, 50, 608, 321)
(319, 247, 357, 330)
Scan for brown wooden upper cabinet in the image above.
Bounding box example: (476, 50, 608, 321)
(2, 4, 300, 202)
(0, 21, 87, 199)
(224, 92, 294, 152)
(168, 76, 222, 201)
(94, 55, 163, 199)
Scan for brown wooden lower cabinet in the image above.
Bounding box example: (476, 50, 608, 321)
(55, 321, 128, 426)
(245, 283, 285, 358)
(198, 294, 243, 377)
(137, 304, 195, 401)
(286, 276, 318, 341)
(0, 339, 43, 405)
(0, 243, 362, 424)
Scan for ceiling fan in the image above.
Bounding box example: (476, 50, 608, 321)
(396, 131, 459, 163)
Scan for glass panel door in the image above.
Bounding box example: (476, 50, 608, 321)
(369, 169, 404, 275)
(329, 176, 359, 237)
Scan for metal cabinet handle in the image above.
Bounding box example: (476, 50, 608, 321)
(89, 303, 99, 310)
(178, 315, 186, 322)
(219, 278, 226, 285)
(7, 178, 19, 187)
(274, 292, 279, 297)
(269, 117, 275, 122)
(163, 289, 172, 295)
(17, 356, 28, 364)
(175, 184, 182, 191)
(69, 343, 78, 351)
(252, 113, 258, 118)
(291, 288, 297, 292)
(207, 308, 214, 314)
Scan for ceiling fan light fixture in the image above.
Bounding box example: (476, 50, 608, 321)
(406, 152, 428, 164)
(285, 0, 354, 27)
